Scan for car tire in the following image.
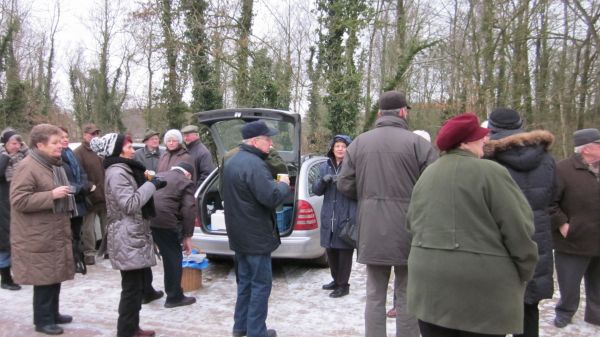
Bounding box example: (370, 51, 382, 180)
(311, 253, 329, 268)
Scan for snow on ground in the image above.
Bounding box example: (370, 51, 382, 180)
(0, 254, 598, 337)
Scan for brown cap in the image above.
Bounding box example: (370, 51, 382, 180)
(83, 123, 101, 134)
(142, 129, 160, 142)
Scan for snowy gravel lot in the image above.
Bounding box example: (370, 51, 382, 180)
(0, 254, 598, 337)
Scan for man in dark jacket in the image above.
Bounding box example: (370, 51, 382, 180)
(484, 108, 556, 337)
(338, 91, 437, 337)
(181, 125, 215, 187)
(223, 120, 291, 337)
(134, 129, 164, 171)
(74, 123, 106, 266)
(549, 128, 600, 329)
(149, 162, 196, 308)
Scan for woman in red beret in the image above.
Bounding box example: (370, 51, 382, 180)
(406, 113, 539, 337)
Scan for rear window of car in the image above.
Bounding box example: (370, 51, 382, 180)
(215, 119, 294, 152)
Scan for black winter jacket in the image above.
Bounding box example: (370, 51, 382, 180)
(312, 135, 356, 249)
(484, 130, 556, 304)
(222, 144, 291, 254)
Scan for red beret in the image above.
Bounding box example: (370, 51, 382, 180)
(436, 113, 489, 151)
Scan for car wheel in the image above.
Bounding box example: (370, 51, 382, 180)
(311, 253, 329, 268)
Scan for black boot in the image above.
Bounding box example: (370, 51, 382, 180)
(329, 284, 349, 298)
(1, 266, 21, 291)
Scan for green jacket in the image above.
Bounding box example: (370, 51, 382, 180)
(406, 149, 538, 335)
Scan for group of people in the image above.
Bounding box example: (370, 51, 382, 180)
(2, 89, 600, 337)
(0, 123, 214, 337)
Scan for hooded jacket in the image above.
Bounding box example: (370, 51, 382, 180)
(484, 130, 556, 304)
(312, 135, 357, 249)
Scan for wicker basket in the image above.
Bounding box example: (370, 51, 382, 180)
(181, 267, 202, 292)
(181, 245, 204, 292)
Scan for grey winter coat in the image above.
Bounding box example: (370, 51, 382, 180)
(104, 163, 157, 271)
(337, 115, 437, 265)
(0, 143, 28, 251)
(186, 139, 215, 186)
(312, 135, 356, 250)
(134, 146, 164, 172)
(484, 130, 556, 304)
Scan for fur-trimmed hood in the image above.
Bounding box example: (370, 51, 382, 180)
(484, 130, 554, 171)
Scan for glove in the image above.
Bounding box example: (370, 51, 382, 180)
(151, 177, 167, 189)
(322, 174, 334, 184)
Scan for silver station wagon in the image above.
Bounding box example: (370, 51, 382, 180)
(191, 108, 328, 266)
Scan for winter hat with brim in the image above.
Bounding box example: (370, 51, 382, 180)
(436, 113, 489, 151)
(163, 129, 183, 144)
(142, 129, 160, 142)
(573, 128, 600, 147)
(91, 133, 125, 157)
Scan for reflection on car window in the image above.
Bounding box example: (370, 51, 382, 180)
(307, 162, 322, 197)
(215, 120, 294, 152)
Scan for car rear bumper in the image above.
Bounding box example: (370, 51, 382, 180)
(191, 227, 325, 259)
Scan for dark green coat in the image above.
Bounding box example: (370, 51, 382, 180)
(406, 149, 538, 335)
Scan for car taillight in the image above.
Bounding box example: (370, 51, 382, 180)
(293, 200, 318, 230)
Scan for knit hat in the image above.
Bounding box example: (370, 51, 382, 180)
(172, 161, 194, 175)
(488, 107, 522, 136)
(573, 128, 600, 147)
(378, 91, 411, 110)
(90, 133, 125, 157)
(163, 129, 183, 144)
(1, 129, 17, 144)
(436, 113, 489, 151)
(142, 129, 160, 142)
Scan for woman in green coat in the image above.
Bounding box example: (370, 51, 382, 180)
(406, 113, 538, 337)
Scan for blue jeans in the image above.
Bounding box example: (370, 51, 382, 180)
(233, 253, 272, 337)
(0, 251, 10, 268)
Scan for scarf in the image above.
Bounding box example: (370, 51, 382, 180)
(61, 148, 82, 184)
(104, 156, 156, 220)
(29, 149, 77, 216)
(0, 143, 29, 182)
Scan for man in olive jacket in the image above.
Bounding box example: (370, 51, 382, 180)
(337, 91, 437, 337)
(223, 120, 291, 337)
(549, 128, 600, 328)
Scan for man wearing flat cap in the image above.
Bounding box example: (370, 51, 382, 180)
(337, 91, 437, 337)
(181, 125, 215, 187)
(222, 120, 291, 337)
(549, 128, 600, 329)
(135, 129, 164, 172)
(74, 123, 106, 266)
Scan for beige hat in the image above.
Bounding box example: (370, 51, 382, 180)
(181, 125, 199, 134)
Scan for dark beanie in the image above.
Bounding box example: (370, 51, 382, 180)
(1, 130, 17, 144)
(174, 161, 194, 175)
(488, 108, 522, 130)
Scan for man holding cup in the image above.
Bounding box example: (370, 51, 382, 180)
(222, 120, 291, 337)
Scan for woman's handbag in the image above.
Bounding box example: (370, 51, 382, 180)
(338, 218, 358, 248)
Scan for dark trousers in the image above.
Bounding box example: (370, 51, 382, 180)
(118, 268, 147, 337)
(326, 248, 353, 287)
(151, 227, 184, 302)
(555, 251, 600, 325)
(233, 253, 272, 337)
(71, 217, 83, 260)
(513, 302, 539, 337)
(418, 320, 504, 337)
(33, 283, 61, 327)
(142, 266, 157, 298)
